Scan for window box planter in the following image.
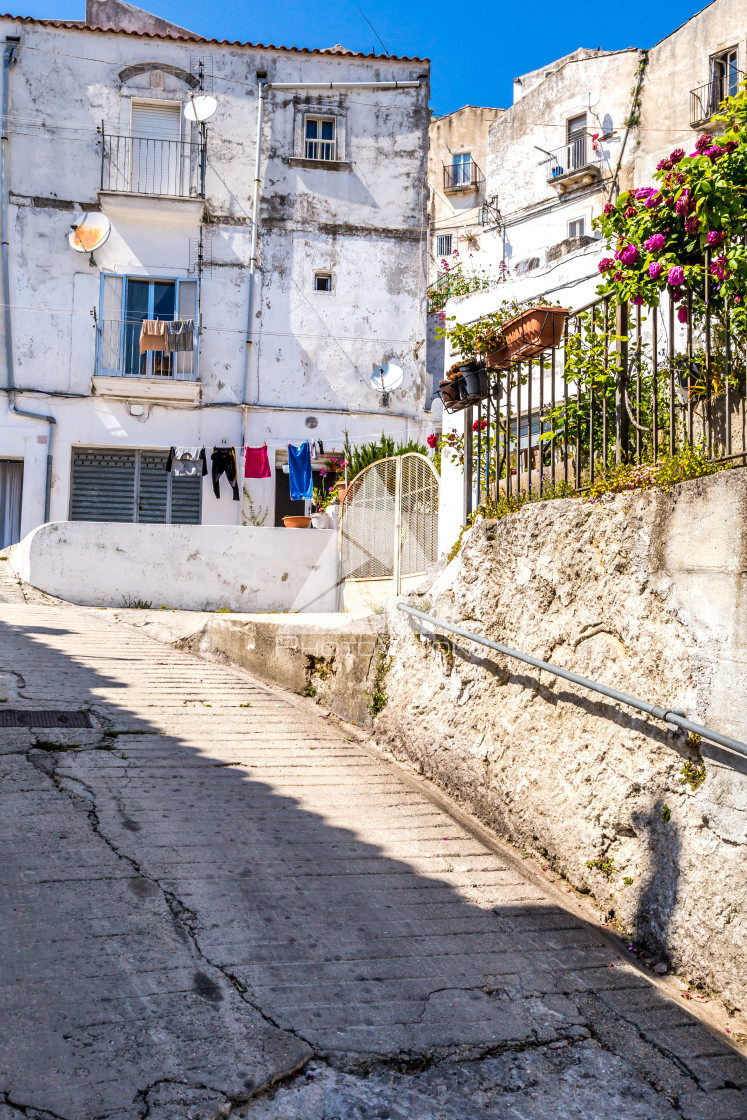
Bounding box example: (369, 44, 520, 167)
(503, 307, 568, 359)
(283, 515, 311, 528)
(485, 344, 512, 370)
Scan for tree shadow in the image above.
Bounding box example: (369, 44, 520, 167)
(0, 610, 744, 1119)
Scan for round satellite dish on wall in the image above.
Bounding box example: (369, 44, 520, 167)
(370, 362, 404, 408)
(68, 213, 111, 255)
(184, 95, 217, 123)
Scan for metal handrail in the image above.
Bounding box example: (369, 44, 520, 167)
(398, 603, 747, 760)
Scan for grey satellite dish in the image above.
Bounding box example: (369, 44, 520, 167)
(184, 95, 218, 123)
(69, 212, 111, 266)
(371, 362, 404, 406)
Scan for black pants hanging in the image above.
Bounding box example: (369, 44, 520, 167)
(211, 447, 240, 501)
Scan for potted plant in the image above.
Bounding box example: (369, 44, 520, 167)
(282, 514, 311, 528)
(503, 306, 568, 359)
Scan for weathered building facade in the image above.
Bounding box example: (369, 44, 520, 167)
(435, 0, 747, 544)
(0, 0, 432, 546)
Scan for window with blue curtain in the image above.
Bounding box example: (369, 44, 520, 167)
(304, 116, 336, 161)
(98, 275, 198, 380)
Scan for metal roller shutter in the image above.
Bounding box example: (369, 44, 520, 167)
(70, 449, 201, 524)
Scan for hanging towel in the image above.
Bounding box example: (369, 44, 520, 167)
(139, 319, 168, 354)
(211, 447, 240, 501)
(244, 443, 271, 479)
(288, 441, 313, 501)
(166, 319, 195, 352)
(310, 440, 319, 461)
(166, 446, 207, 478)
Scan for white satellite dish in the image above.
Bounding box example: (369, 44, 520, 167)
(68, 213, 111, 265)
(184, 95, 217, 123)
(371, 362, 404, 408)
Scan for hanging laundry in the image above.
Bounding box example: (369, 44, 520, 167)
(139, 319, 168, 354)
(244, 444, 271, 479)
(166, 319, 195, 352)
(211, 447, 240, 501)
(318, 440, 324, 455)
(288, 441, 313, 501)
(165, 446, 207, 478)
(310, 440, 319, 461)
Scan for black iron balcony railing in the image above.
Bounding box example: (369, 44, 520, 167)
(100, 130, 206, 198)
(443, 160, 482, 191)
(97, 318, 198, 382)
(690, 71, 743, 127)
(546, 135, 600, 183)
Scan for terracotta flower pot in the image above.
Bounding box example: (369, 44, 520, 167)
(439, 378, 461, 405)
(485, 344, 512, 370)
(282, 515, 311, 528)
(503, 307, 569, 359)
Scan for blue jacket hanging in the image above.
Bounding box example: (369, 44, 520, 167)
(288, 441, 313, 501)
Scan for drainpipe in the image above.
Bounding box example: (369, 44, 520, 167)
(1, 37, 56, 523)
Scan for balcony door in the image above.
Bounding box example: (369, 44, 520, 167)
(130, 101, 182, 196)
(709, 49, 739, 113)
(0, 460, 22, 548)
(99, 275, 198, 380)
(566, 114, 586, 172)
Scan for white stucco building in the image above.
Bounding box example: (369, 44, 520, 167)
(0, 0, 434, 548)
(434, 0, 747, 548)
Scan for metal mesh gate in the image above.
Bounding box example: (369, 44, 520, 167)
(340, 453, 439, 594)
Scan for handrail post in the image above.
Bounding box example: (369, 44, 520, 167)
(615, 301, 629, 463)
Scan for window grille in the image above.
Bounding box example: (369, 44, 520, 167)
(436, 234, 453, 258)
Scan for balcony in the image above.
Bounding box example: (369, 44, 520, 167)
(546, 136, 602, 193)
(94, 318, 200, 403)
(690, 72, 743, 128)
(100, 131, 206, 199)
(443, 160, 483, 192)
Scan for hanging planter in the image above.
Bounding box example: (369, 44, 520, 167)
(460, 367, 489, 400)
(485, 344, 512, 370)
(503, 306, 568, 359)
(439, 377, 461, 406)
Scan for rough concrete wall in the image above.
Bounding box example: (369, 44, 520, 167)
(378, 468, 747, 1010)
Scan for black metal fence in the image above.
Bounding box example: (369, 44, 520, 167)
(690, 71, 742, 128)
(100, 130, 206, 198)
(445, 276, 747, 516)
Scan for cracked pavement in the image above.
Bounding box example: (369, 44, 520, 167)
(1, 569, 746, 1119)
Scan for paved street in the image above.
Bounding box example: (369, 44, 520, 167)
(1, 574, 746, 1119)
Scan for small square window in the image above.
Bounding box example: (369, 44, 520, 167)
(436, 234, 453, 258)
(314, 273, 332, 292)
(568, 218, 585, 239)
(305, 116, 336, 161)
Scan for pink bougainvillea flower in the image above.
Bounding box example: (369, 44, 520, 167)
(635, 187, 654, 199)
(677, 305, 689, 324)
(620, 244, 640, 266)
(667, 266, 685, 286)
(657, 157, 672, 171)
(598, 257, 615, 273)
(670, 148, 685, 163)
(684, 216, 700, 234)
(705, 145, 726, 160)
(643, 233, 665, 253)
(706, 230, 725, 246)
(624, 206, 637, 218)
(675, 191, 691, 215)
(649, 261, 663, 279)
(631, 294, 644, 306)
(613, 270, 623, 282)
(603, 202, 615, 216)
(645, 193, 662, 209)
(695, 133, 711, 152)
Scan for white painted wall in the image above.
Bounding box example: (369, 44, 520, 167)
(8, 522, 340, 611)
(0, 9, 436, 541)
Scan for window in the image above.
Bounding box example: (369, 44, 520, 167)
(99, 275, 198, 381)
(452, 152, 472, 187)
(566, 113, 587, 171)
(70, 448, 201, 524)
(0, 459, 23, 549)
(710, 48, 740, 108)
(130, 101, 183, 195)
(568, 217, 585, 239)
(305, 116, 336, 161)
(515, 257, 540, 275)
(314, 273, 332, 292)
(436, 234, 453, 258)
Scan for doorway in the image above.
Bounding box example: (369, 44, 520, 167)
(0, 459, 23, 549)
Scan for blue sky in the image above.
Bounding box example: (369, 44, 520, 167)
(18, 0, 710, 115)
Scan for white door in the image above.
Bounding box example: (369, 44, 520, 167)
(130, 102, 182, 195)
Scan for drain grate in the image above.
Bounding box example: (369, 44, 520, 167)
(0, 709, 92, 729)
